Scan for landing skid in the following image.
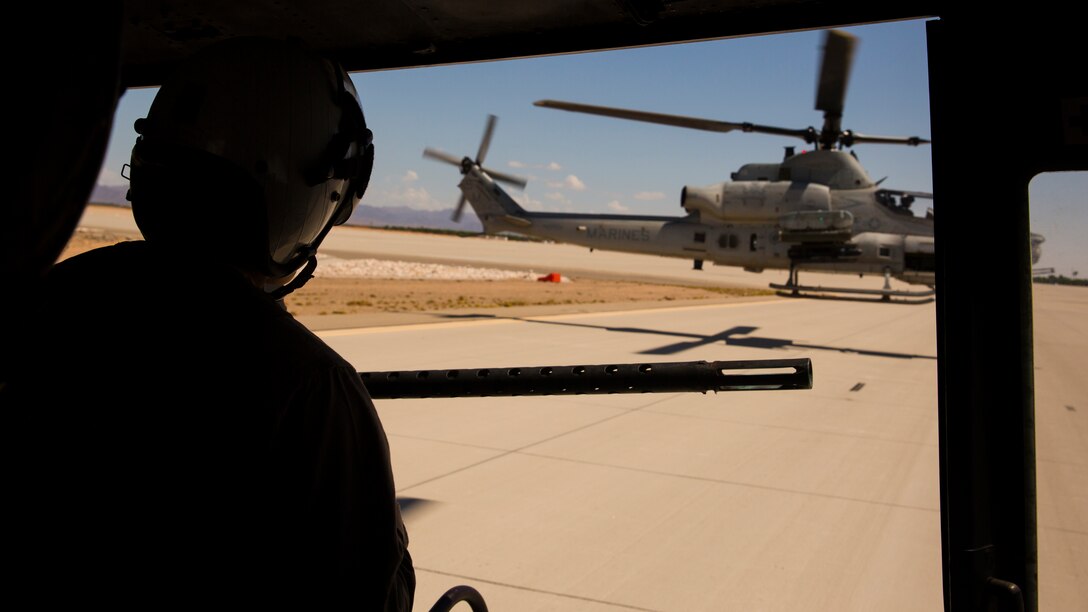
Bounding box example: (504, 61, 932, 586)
(771, 264, 935, 303)
(769, 282, 935, 303)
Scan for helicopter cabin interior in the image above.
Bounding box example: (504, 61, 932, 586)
(7, 2, 1086, 611)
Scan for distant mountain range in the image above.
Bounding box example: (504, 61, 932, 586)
(89, 184, 483, 233)
(346, 203, 482, 232)
(90, 184, 129, 206)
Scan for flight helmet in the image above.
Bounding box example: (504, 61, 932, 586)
(127, 37, 373, 288)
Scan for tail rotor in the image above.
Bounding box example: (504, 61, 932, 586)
(423, 114, 528, 222)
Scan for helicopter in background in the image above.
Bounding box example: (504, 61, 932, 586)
(425, 30, 976, 301)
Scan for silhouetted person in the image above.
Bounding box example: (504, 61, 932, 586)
(7, 37, 414, 609)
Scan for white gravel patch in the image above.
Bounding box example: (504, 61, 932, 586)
(314, 254, 559, 281)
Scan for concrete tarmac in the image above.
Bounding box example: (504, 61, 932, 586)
(323, 295, 943, 611)
(1029, 283, 1088, 611)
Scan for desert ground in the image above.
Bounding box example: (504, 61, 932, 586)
(59, 227, 773, 319)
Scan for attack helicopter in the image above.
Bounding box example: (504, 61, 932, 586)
(425, 30, 954, 301)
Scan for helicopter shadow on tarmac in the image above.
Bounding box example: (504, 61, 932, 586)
(436, 315, 936, 360)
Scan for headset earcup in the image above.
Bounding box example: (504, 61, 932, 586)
(332, 140, 373, 226)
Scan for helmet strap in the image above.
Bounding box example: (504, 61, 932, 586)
(269, 253, 318, 301)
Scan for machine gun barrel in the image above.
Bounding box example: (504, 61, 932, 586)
(361, 358, 811, 399)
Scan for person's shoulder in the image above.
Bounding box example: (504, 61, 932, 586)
(52, 239, 149, 272)
(255, 316, 375, 410)
(265, 312, 355, 370)
(42, 240, 151, 298)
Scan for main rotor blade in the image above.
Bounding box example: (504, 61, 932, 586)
(847, 132, 931, 147)
(535, 99, 811, 140)
(815, 29, 857, 116)
(423, 147, 463, 167)
(536, 99, 739, 132)
(477, 114, 497, 164)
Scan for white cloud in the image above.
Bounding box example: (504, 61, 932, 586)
(401, 170, 419, 183)
(509, 160, 562, 171)
(607, 200, 630, 212)
(374, 184, 446, 210)
(511, 193, 544, 210)
(547, 175, 587, 191)
(634, 191, 667, 201)
(528, 193, 574, 213)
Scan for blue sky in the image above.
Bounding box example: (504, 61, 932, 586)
(97, 18, 1084, 276)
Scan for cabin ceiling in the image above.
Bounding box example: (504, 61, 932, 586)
(120, 1, 939, 87)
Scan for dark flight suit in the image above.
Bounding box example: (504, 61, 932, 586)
(6, 240, 414, 610)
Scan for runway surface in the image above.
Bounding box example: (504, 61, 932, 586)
(74, 204, 1084, 610)
(1030, 283, 1088, 611)
(323, 298, 945, 611)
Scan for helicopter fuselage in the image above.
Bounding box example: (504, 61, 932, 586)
(461, 149, 936, 286)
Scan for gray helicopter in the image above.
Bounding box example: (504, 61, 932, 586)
(423, 31, 1034, 301)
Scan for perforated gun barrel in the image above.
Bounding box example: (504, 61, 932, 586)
(361, 358, 811, 399)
